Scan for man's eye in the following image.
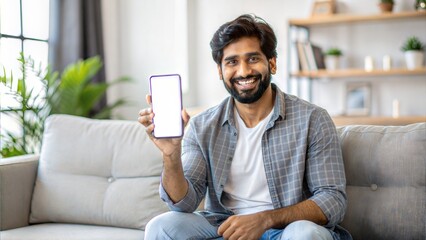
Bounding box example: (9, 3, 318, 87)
(249, 56, 259, 62)
(226, 60, 237, 66)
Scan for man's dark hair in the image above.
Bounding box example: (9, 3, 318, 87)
(210, 14, 277, 65)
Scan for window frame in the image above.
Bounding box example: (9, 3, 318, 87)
(0, 0, 50, 156)
(0, 0, 49, 57)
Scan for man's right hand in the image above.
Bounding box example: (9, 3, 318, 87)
(138, 94, 190, 157)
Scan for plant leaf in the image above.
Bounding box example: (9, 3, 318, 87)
(79, 83, 109, 116)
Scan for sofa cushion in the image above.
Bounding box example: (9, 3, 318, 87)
(0, 223, 144, 240)
(30, 114, 168, 230)
(337, 123, 426, 240)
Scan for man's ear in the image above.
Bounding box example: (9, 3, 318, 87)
(217, 64, 223, 80)
(269, 57, 277, 75)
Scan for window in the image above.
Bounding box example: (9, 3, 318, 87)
(1, 0, 50, 72)
(0, 0, 50, 155)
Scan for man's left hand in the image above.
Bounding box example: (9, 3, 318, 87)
(217, 213, 269, 240)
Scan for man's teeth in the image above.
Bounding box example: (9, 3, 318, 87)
(238, 79, 256, 85)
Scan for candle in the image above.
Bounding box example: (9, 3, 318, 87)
(392, 99, 400, 118)
(365, 56, 374, 72)
(383, 55, 392, 71)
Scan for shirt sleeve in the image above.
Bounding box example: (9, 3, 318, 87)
(306, 109, 347, 227)
(159, 177, 201, 212)
(158, 121, 208, 213)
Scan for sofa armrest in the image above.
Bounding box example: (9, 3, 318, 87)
(0, 154, 39, 230)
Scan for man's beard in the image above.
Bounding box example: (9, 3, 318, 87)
(223, 70, 271, 104)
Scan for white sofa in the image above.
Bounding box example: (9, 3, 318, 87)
(1, 114, 425, 240)
(0, 114, 168, 240)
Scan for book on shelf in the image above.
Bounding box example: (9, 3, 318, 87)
(293, 41, 326, 72)
(288, 26, 309, 73)
(289, 42, 302, 72)
(307, 42, 326, 70)
(304, 42, 318, 71)
(296, 41, 310, 72)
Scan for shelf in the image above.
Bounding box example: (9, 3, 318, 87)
(289, 11, 426, 27)
(291, 67, 426, 79)
(288, 9, 425, 114)
(332, 115, 426, 126)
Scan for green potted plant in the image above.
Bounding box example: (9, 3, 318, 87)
(401, 36, 425, 70)
(415, 0, 426, 11)
(1, 53, 130, 157)
(379, 0, 394, 13)
(324, 47, 343, 70)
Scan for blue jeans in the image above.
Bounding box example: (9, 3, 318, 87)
(144, 211, 333, 240)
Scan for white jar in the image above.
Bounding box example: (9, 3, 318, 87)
(325, 56, 340, 71)
(383, 55, 392, 71)
(404, 51, 424, 70)
(364, 56, 374, 72)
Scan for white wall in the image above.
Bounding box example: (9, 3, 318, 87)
(103, 0, 426, 119)
(102, 0, 189, 119)
(187, 0, 311, 109)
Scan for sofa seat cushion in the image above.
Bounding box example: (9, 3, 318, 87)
(0, 223, 144, 240)
(29, 115, 169, 230)
(337, 123, 426, 240)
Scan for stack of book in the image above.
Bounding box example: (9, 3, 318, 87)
(294, 41, 325, 72)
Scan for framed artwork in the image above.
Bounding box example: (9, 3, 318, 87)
(311, 0, 335, 16)
(345, 82, 371, 116)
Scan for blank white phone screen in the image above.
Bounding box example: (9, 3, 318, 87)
(149, 74, 183, 138)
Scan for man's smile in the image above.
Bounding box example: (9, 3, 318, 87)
(232, 75, 261, 91)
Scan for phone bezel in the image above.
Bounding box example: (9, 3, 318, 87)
(149, 74, 184, 138)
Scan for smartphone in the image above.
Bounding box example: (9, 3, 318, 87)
(149, 74, 183, 138)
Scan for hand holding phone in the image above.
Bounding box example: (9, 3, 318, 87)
(149, 74, 183, 138)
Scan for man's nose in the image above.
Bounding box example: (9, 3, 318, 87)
(237, 62, 253, 78)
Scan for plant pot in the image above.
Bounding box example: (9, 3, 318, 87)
(379, 3, 394, 13)
(404, 51, 424, 70)
(415, 1, 426, 11)
(325, 56, 340, 70)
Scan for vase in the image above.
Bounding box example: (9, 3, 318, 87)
(379, 3, 394, 13)
(404, 51, 424, 70)
(325, 56, 340, 70)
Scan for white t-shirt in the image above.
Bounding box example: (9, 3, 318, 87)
(222, 107, 274, 215)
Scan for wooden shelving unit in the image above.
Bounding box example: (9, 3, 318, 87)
(288, 10, 426, 125)
(291, 67, 426, 79)
(289, 11, 426, 27)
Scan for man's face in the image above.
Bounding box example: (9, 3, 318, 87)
(218, 36, 276, 104)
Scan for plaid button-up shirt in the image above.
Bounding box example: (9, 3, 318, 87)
(160, 84, 350, 239)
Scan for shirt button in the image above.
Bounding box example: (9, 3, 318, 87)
(370, 184, 378, 191)
(108, 177, 115, 183)
(233, 132, 237, 136)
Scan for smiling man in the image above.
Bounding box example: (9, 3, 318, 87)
(139, 14, 352, 240)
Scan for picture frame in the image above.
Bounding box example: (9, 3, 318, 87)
(345, 82, 371, 116)
(311, 0, 335, 16)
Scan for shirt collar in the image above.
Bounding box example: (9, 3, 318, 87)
(221, 83, 286, 127)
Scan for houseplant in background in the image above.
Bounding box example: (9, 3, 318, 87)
(1, 54, 54, 157)
(400, 36, 425, 70)
(324, 47, 343, 71)
(415, 0, 426, 11)
(0, 53, 130, 157)
(48, 56, 130, 118)
(378, 0, 394, 13)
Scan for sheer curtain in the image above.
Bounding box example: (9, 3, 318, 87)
(48, 0, 106, 115)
